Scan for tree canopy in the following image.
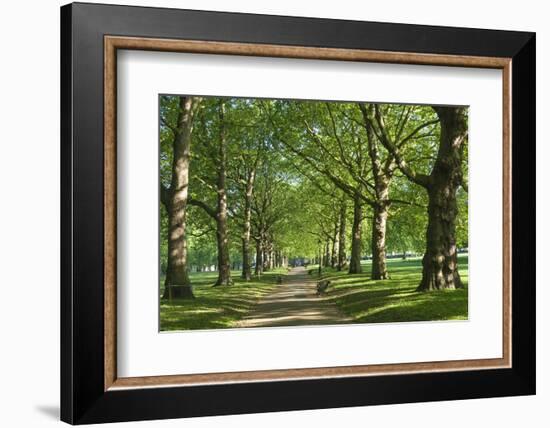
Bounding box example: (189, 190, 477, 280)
(159, 95, 468, 297)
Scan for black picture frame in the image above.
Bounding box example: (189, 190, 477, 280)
(61, 2, 535, 424)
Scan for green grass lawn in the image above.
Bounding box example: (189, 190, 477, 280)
(319, 255, 468, 324)
(160, 268, 285, 331)
(160, 256, 468, 331)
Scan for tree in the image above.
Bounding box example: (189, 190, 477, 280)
(357, 103, 440, 279)
(213, 102, 232, 286)
(227, 102, 266, 280)
(188, 99, 233, 286)
(160, 96, 202, 299)
(158, 96, 468, 296)
(358, 103, 392, 278)
(337, 195, 348, 271)
(238, 152, 260, 280)
(377, 105, 468, 291)
(268, 100, 428, 278)
(250, 161, 288, 274)
(385, 179, 427, 257)
(264, 100, 369, 274)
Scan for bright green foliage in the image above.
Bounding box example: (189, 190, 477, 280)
(160, 96, 468, 272)
(159, 95, 469, 329)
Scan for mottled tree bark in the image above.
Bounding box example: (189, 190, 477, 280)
(337, 198, 347, 271)
(275, 250, 283, 268)
(370, 199, 389, 280)
(214, 102, 232, 287)
(360, 103, 391, 280)
(162, 96, 201, 300)
(376, 105, 466, 291)
(241, 168, 256, 280)
(417, 107, 467, 291)
(348, 191, 363, 274)
(373, 104, 464, 291)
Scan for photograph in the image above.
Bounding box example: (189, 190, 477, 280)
(53, 1, 535, 424)
(159, 96, 469, 331)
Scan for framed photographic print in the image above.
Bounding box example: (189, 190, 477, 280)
(60, 2, 535, 424)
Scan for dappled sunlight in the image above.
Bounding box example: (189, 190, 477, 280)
(159, 97, 470, 331)
(354, 294, 468, 323)
(325, 256, 469, 324)
(160, 307, 222, 315)
(160, 257, 468, 331)
(160, 269, 282, 331)
(236, 266, 352, 328)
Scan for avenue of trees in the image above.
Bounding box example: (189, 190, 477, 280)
(159, 96, 468, 299)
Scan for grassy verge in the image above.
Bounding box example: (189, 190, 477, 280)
(160, 268, 286, 331)
(318, 255, 468, 324)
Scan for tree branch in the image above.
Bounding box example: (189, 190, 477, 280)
(325, 103, 354, 170)
(160, 116, 178, 135)
(387, 198, 427, 209)
(397, 119, 439, 148)
(187, 227, 215, 239)
(395, 106, 413, 142)
(303, 118, 375, 196)
(194, 175, 218, 193)
(188, 198, 217, 219)
(374, 105, 430, 188)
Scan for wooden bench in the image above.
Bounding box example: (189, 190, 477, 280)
(316, 279, 331, 296)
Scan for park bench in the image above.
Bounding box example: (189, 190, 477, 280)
(316, 279, 331, 296)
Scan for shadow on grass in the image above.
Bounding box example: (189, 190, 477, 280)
(355, 291, 468, 323)
(160, 256, 469, 330)
(160, 269, 285, 331)
(321, 256, 469, 323)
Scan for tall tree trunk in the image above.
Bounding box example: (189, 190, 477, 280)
(254, 239, 263, 276)
(241, 238, 251, 280)
(417, 107, 467, 291)
(360, 103, 391, 280)
(371, 201, 390, 280)
(337, 198, 347, 271)
(262, 240, 270, 271)
(241, 171, 255, 280)
(370, 175, 391, 280)
(162, 96, 201, 300)
(348, 191, 363, 274)
(331, 219, 339, 268)
(318, 243, 323, 276)
(214, 102, 232, 287)
(275, 250, 282, 268)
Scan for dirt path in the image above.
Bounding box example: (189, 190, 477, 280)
(236, 266, 352, 328)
